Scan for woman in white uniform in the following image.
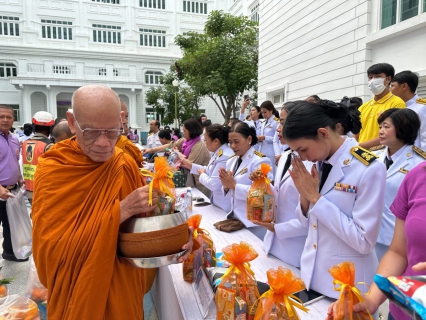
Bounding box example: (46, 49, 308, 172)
(180, 124, 233, 212)
(258, 101, 279, 177)
(283, 100, 386, 299)
(370, 108, 426, 261)
(253, 101, 311, 267)
(219, 122, 272, 239)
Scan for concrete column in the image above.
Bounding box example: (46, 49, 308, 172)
(21, 87, 31, 123)
(129, 90, 137, 127)
(76, 62, 85, 78)
(44, 60, 53, 76)
(17, 59, 28, 77)
(46, 88, 57, 119)
(106, 64, 114, 80)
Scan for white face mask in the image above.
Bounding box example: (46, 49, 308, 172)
(368, 77, 387, 95)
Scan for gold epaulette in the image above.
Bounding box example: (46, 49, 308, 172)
(370, 145, 386, 151)
(229, 154, 236, 159)
(416, 98, 426, 105)
(218, 149, 223, 157)
(254, 150, 266, 158)
(350, 146, 378, 166)
(413, 145, 426, 159)
(147, 132, 153, 136)
(274, 117, 279, 122)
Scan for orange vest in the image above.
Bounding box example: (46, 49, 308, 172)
(22, 138, 50, 191)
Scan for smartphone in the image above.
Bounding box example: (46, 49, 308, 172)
(243, 94, 249, 100)
(291, 289, 325, 306)
(194, 202, 211, 207)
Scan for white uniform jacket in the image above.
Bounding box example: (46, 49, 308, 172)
(147, 132, 163, 155)
(297, 138, 386, 298)
(406, 95, 426, 150)
(258, 115, 279, 177)
(263, 149, 311, 267)
(239, 113, 262, 151)
(191, 144, 233, 212)
(372, 144, 426, 246)
(224, 147, 272, 228)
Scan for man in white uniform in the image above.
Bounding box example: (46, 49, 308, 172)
(145, 120, 163, 156)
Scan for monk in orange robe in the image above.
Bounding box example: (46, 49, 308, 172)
(32, 85, 192, 319)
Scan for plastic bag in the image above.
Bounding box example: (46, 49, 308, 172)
(25, 257, 47, 303)
(375, 274, 426, 320)
(215, 242, 260, 320)
(140, 157, 177, 217)
(0, 267, 14, 299)
(328, 262, 372, 320)
(0, 295, 40, 320)
(183, 214, 216, 283)
(254, 267, 308, 320)
(247, 164, 275, 223)
(5, 189, 32, 260)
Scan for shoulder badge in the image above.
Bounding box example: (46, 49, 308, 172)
(369, 145, 386, 151)
(147, 132, 153, 136)
(350, 146, 378, 166)
(229, 154, 236, 159)
(412, 145, 426, 159)
(218, 149, 223, 157)
(416, 98, 426, 105)
(274, 117, 279, 122)
(254, 150, 266, 158)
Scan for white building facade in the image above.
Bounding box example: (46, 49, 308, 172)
(0, 0, 228, 141)
(257, 0, 426, 108)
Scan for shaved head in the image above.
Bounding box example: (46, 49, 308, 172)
(120, 100, 129, 135)
(52, 121, 73, 143)
(67, 85, 122, 162)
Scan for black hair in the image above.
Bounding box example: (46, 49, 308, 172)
(229, 122, 258, 146)
(54, 117, 65, 126)
(202, 119, 212, 128)
(183, 118, 203, 139)
(23, 123, 33, 136)
(260, 100, 277, 116)
(158, 129, 171, 140)
(378, 108, 420, 145)
(190, 115, 203, 126)
(339, 97, 363, 135)
(228, 118, 241, 128)
(250, 105, 263, 119)
(205, 124, 229, 145)
(200, 114, 207, 118)
(281, 101, 299, 114)
(306, 95, 321, 103)
(283, 100, 349, 140)
(164, 125, 171, 132)
(154, 120, 160, 128)
(367, 63, 395, 81)
(392, 70, 419, 93)
(173, 128, 182, 138)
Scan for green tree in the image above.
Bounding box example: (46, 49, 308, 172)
(145, 69, 203, 126)
(175, 10, 258, 124)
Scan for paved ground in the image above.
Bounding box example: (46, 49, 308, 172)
(0, 198, 158, 319)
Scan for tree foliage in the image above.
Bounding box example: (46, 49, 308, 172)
(145, 67, 203, 126)
(175, 10, 258, 124)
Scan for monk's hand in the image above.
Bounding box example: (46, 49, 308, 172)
(178, 227, 194, 263)
(120, 185, 158, 223)
(252, 220, 275, 233)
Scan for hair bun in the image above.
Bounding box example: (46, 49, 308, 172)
(317, 100, 341, 110)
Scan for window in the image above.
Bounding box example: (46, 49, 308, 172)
(251, 3, 259, 22)
(146, 108, 155, 123)
(53, 66, 70, 74)
(0, 16, 19, 36)
(183, 1, 208, 14)
(98, 68, 119, 76)
(145, 71, 163, 84)
(92, 24, 121, 44)
(140, 0, 165, 9)
(139, 28, 166, 47)
(0, 63, 17, 77)
(11, 105, 20, 122)
(91, 0, 120, 3)
(41, 19, 72, 40)
(273, 94, 280, 104)
(381, 0, 425, 29)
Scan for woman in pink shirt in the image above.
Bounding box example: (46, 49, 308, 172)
(328, 162, 426, 319)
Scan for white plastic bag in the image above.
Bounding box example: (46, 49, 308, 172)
(25, 257, 47, 303)
(6, 189, 32, 260)
(0, 294, 40, 320)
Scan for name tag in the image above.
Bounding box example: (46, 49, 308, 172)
(239, 168, 248, 175)
(334, 183, 357, 193)
(399, 168, 409, 174)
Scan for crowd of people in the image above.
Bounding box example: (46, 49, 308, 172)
(0, 62, 425, 319)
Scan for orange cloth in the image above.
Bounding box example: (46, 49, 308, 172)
(116, 135, 144, 168)
(32, 137, 145, 320)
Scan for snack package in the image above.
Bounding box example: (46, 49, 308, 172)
(140, 156, 177, 217)
(24, 258, 47, 320)
(0, 295, 40, 320)
(375, 274, 426, 320)
(254, 267, 308, 320)
(183, 214, 216, 283)
(215, 242, 260, 320)
(247, 164, 275, 223)
(328, 262, 372, 320)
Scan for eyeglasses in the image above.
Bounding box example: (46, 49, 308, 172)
(73, 117, 122, 139)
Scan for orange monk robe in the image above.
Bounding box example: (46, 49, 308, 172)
(116, 134, 144, 168)
(32, 137, 146, 320)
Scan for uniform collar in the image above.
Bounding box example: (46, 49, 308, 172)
(324, 137, 351, 167)
(386, 145, 405, 162)
(405, 94, 419, 109)
(33, 133, 49, 139)
(370, 91, 394, 105)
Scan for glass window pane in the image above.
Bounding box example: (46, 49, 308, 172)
(42, 26, 46, 38)
(53, 26, 57, 39)
(108, 31, 111, 43)
(4, 22, 8, 35)
(64, 28, 68, 40)
(47, 26, 51, 38)
(118, 32, 121, 44)
(113, 32, 116, 43)
(12, 68, 17, 76)
(93, 30, 96, 41)
(183, 1, 186, 11)
(69, 28, 72, 40)
(103, 30, 107, 42)
(196, 2, 199, 13)
(381, 0, 397, 29)
(154, 35, 157, 46)
(58, 27, 62, 39)
(144, 34, 147, 45)
(401, 0, 418, 21)
(9, 23, 14, 36)
(15, 23, 19, 36)
(424, 0, 426, 12)
(0, 68, 4, 77)
(204, 3, 207, 14)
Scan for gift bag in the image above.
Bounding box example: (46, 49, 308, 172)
(254, 267, 308, 320)
(6, 189, 32, 260)
(247, 164, 275, 223)
(215, 242, 260, 320)
(183, 214, 216, 283)
(140, 157, 177, 217)
(173, 168, 187, 188)
(0, 295, 40, 320)
(328, 262, 372, 320)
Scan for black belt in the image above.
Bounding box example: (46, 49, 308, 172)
(2, 184, 17, 190)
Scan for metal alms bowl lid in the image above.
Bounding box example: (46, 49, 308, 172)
(123, 211, 186, 233)
(120, 250, 186, 268)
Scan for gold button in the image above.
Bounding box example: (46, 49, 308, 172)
(313, 244, 317, 250)
(313, 224, 317, 230)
